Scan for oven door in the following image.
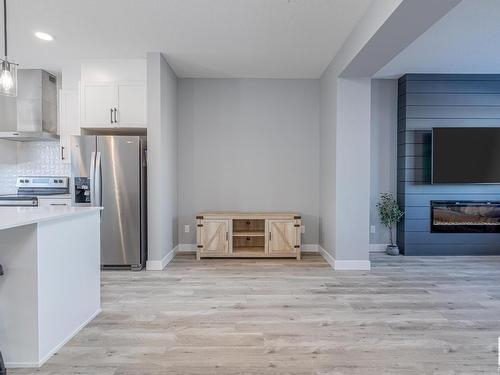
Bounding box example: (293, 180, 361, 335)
(0, 195, 38, 206)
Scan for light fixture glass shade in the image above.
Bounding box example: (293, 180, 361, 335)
(0, 59, 17, 97)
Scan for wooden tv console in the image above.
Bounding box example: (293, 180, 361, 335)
(196, 212, 302, 260)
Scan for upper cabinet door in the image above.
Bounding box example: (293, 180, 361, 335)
(59, 89, 80, 163)
(60, 89, 80, 137)
(80, 82, 115, 128)
(267, 220, 297, 254)
(200, 219, 230, 255)
(116, 82, 147, 128)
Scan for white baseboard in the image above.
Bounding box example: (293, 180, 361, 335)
(301, 244, 319, 252)
(177, 243, 197, 252)
(318, 246, 336, 268)
(334, 259, 371, 270)
(370, 243, 389, 253)
(318, 246, 371, 271)
(146, 245, 178, 270)
(5, 361, 40, 368)
(6, 308, 102, 368)
(159, 244, 369, 270)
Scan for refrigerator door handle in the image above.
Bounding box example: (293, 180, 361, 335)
(95, 152, 102, 208)
(90, 151, 96, 205)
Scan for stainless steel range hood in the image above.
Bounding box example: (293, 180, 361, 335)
(0, 69, 58, 142)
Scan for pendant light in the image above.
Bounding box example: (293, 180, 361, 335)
(0, 0, 17, 97)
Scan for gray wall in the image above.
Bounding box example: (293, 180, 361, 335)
(178, 78, 320, 245)
(398, 74, 500, 255)
(319, 63, 338, 256)
(319, 64, 371, 263)
(334, 77, 371, 262)
(370, 79, 398, 244)
(147, 53, 178, 265)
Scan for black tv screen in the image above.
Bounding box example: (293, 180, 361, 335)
(432, 127, 500, 184)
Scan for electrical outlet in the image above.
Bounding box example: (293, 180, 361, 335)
(184, 225, 190, 233)
(370, 225, 376, 234)
(301, 225, 305, 234)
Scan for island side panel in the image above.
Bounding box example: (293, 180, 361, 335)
(0, 224, 39, 367)
(36, 211, 101, 365)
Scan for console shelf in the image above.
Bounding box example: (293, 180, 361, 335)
(232, 231, 265, 237)
(232, 246, 265, 253)
(196, 212, 301, 260)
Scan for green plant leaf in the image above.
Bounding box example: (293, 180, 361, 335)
(376, 193, 404, 227)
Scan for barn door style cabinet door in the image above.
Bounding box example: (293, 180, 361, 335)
(197, 218, 232, 259)
(80, 81, 147, 128)
(267, 219, 301, 257)
(196, 212, 301, 260)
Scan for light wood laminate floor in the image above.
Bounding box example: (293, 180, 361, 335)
(10, 253, 500, 374)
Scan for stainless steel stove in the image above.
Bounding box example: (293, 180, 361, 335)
(0, 176, 69, 206)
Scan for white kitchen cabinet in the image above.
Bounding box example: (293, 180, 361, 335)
(0, 208, 101, 367)
(79, 82, 114, 128)
(59, 89, 80, 163)
(80, 81, 147, 128)
(116, 82, 147, 127)
(37, 197, 72, 207)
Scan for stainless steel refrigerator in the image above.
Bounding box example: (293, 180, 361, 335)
(70, 135, 147, 270)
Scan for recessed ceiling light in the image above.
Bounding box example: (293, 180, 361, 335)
(34, 32, 54, 41)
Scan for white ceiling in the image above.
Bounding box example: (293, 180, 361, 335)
(2, 0, 373, 78)
(375, 0, 500, 78)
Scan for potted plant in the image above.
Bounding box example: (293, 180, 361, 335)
(376, 193, 404, 256)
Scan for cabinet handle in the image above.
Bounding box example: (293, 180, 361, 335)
(226, 232, 229, 241)
(113, 108, 117, 123)
(110, 108, 113, 123)
(269, 232, 272, 241)
(50, 203, 68, 206)
(61, 146, 65, 160)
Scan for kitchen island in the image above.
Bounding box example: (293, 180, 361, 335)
(0, 206, 102, 368)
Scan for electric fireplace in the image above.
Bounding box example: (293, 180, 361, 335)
(431, 201, 500, 233)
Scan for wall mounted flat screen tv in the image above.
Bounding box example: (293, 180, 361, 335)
(432, 127, 500, 184)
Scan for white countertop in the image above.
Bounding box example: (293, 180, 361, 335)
(0, 206, 102, 231)
(37, 194, 71, 199)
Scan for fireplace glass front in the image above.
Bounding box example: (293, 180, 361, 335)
(431, 201, 500, 233)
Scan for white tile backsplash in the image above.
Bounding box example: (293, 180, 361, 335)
(0, 142, 70, 194)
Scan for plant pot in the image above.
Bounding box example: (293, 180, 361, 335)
(386, 245, 399, 256)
